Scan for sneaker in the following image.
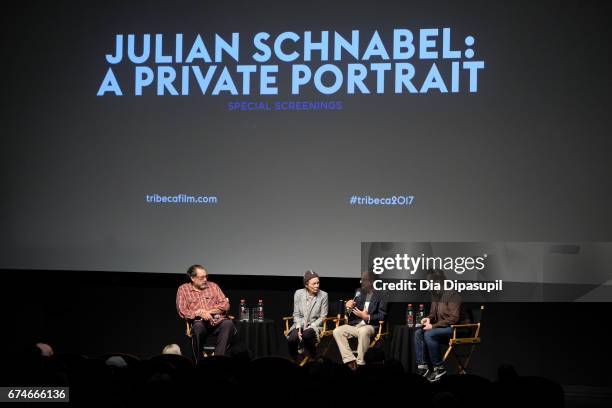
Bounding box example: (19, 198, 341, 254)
(427, 365, 447, 382)
(416, 364, 430, 377)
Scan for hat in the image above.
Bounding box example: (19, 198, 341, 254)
(304, 270, 319, 284)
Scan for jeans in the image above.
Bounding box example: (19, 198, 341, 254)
(414, 326, 453, 367)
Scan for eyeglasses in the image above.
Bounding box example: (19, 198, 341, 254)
(193, 275, 208, 280)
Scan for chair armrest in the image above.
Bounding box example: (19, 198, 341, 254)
(323, 317, 339, 324)
(282, 316, 294, 336)
(377, 320, 384, 336)
(322, 316, 340, 332)
(184, 319, 192, 337)
(367, 320, 381, 342)
(451, 323, 481, 339)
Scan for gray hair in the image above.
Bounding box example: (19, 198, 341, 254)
(162, 343, 182, 355)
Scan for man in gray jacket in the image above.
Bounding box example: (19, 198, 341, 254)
(286, 270, 328, 361)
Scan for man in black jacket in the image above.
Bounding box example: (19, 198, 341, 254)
(333, 271, 387, 369)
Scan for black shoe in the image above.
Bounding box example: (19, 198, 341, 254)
(416, 365, 430, 377)
(427, 365, 447, 382)
(346, 360, 357, 371)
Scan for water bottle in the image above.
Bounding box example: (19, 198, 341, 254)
(415, 304, 425, 327)
(406, 303, 414, 327)
(256, 299, 264, 321)
(240, 299, 248, 321)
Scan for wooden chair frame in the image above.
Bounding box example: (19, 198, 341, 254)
(442, 305, 484, 374)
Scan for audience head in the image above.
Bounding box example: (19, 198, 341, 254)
(35, 342, 54, 357)
(162, 344, 182, 356)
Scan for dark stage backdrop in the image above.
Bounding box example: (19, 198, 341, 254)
(2, 270, 610, 387)
(2, 0, 612, 277)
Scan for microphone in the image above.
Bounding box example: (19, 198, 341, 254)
(347, 290, 361, 314)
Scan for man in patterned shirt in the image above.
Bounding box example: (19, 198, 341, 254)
(176, 264, 235, 361)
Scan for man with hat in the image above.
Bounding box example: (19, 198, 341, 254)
(286, 270, 328, 362)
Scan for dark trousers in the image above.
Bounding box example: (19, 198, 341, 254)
(191, 319, 235, 361)
(287, 328, 318, 358)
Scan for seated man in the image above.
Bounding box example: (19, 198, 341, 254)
(176, 264, 235, 362)
(414, 269, 466, 382)
(286, 270, 328, 362)
(333, 271, 387, 369)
